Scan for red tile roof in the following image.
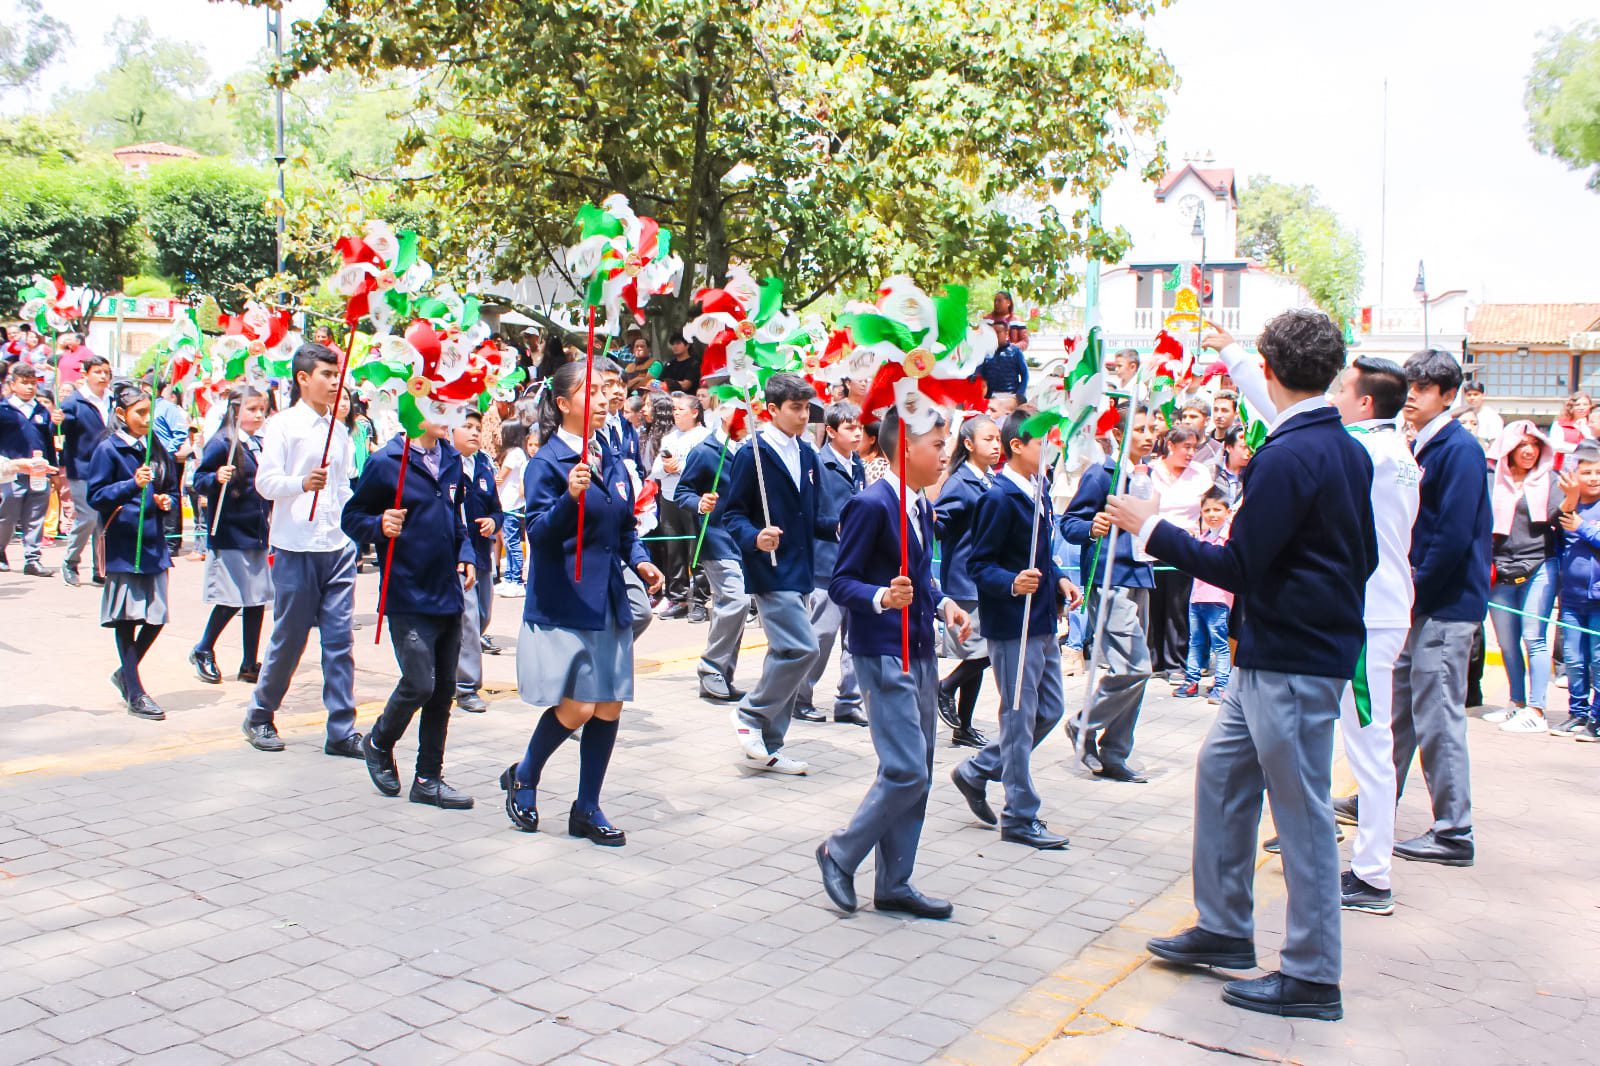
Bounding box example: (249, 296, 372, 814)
(112, 142, 201, 160)
(1468, 303, 1600, 346)
(1154, 165, 1236, 201)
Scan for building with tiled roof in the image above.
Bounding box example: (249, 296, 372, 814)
(1464, 303, 1600, 416)
(111, 142, 201, 177)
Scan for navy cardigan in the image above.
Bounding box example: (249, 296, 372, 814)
(460, 450, 503, 572)
(192, 431, 269, 552)
(1410, 418, 1492, 622)
(934, 463, 991, 602)
(970, 474, 1067, 641)
(722, 432, 834, 595)
(86, 433, 179, 575)
(521, 433, 650, 632)
(0, 399, 57, 467)
(1145, 405, 1377, 679)
(59, 392, 107, 479)
(813, 445, 866, 587)
(1061, 459, 1156, 590)
(830, 477, 943, 660)
(342, 435, 475, 618)
(674, 433, 738, 564)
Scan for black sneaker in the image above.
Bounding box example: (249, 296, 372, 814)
(937, 687, 960, 730)
(1332, 794, 1359, 826)
(1576, 720, 1600, 743)
(1551, 714, 1590, 737)
(1340, 869, 1394, 915)
(362, 734, 401, 796)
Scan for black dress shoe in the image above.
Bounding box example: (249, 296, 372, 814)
(22, 562, 53, 577)
(1001, 819, 1069, 850)
(237, 662, 261, 683)
(1262, 827, 1344, 854)
(660, 600, 689, 620)
(455, 691, 488, 713)
(91, 572, 106, 586)
(242, 722, 285, 752)
(1221, 971, 1342, 1021)
(1066, 717, 1103, 773)
(411, 777, 475, 810)
(110, 669, 127, 705)
(936, 687, 960, 730)
(815, 842, 857, 913)
(875, 886, 953, 920)
(1393, 829, 1474, 867)
(189, 648, 222, 685)
(687, 604, 709, 623)
(1332, 794, 1359, 826)
(950, 766, 997, 826)
(499, 765, 538, 832)
(569, 806, 625, 846)
(127, 694, 165, 721)
(1094, 759, 1148, 784)
(325, 733, 364, 759)
(61, 567, 80, 587)
(1146, 926, 1256, 969)
(362, 734, 401, 796)
(834, 707, 869, 727)
(950, 725, 988, 749)
(480, 636, 503, 656)
(793, 704, 827, 723)
(698, 676, 739, 702)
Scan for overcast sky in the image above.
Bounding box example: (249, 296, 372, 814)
(15, 0, 1600, 306)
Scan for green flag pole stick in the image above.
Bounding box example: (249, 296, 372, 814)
(132, 347, 164, 575)
(690, 433, 732, 570)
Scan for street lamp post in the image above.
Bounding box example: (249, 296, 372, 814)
(1414, 260, 1429, 352)
(267, 9, 287, 285)
(1192, 206, 1207, 353)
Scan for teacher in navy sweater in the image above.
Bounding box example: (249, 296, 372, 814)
(1107, 309, 1378, 1023)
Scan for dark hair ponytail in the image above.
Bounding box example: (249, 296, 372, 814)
(950, 413, 996, 471)
(106, 380, 148, 440)
(538, 361, 587, 445)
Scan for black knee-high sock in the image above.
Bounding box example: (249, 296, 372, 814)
(956, 657, 990, 729)
(115, 622, 145, 697)
(134, 623, 163, 663)
(517, 709, 575, 793)
(575, 716, 620, 825)
(195, 606, 238, 653)
(240, 606, 264, 667)
(941, 657, 985, 696)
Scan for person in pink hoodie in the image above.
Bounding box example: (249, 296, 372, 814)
(1484, 420, 1561, 733)
(1176, 487, 1234, 702)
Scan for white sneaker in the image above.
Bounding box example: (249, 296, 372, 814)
(1481, 707, 1515, 724)
(752, 751, 808, 775)
(494, 581, 523, 599)
(1499, 707, 1549, 733)
(731, 708, 769, 761)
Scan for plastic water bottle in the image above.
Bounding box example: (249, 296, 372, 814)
(1128, 465, 1153, 500)
(28, 450, 46, 493)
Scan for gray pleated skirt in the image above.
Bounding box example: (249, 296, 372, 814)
(202, 548, 273, 608)
(517, 617, 635, 705)
(942, 599, 987, 660)
(100, 571, 170, 627)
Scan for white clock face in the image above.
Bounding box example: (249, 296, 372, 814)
(1179, 194, 1203, 219)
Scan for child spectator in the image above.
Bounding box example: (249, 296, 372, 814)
(1177, 488, 1232, 701)
(1554, 444, 1600, 740)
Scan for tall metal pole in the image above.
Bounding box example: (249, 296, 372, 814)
(269, 9, 287, 283)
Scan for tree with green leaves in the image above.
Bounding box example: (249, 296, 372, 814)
(0, 159, 142, 302)
(1236, 176, 1363, 328)
(1527, 21, 1600, 191)
(247, 0, 1174, 335)
(143, 159, 278, 300)
(0, 0, 66, 93)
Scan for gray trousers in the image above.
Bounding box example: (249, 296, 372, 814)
(1391, 615, 1474, 843)
(961, 634, 1065, 830)
(0, 480, 49, 566)
(456, 573, 484, 696)
(64, 478, 102, 576)
(827, 655, 937, 896)
(797, 587, 862, 713)
(698, 556, 750, 683)
(736, 590, 820, 753)
(246, 544, 358, 740)
(1079, 588, 1153, 762)
(1194, 668, 1343, 985)
(624, 567, 653, 642)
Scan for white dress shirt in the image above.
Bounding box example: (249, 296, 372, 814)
(255, 400, 355, 553)
(761, 425, 803, 487)
(79, 384, 111, 425)
(1411, 410, 1453, 455)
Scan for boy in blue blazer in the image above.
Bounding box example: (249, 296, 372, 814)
(343, 420, 479, 811)
(1107, 310, 1378, 1022)
(951, 411, 1082, 850)
(452, 410, 503, 714)
(60, 355, 114, 586)
(797, 401, 869, 726)
(678, 404, 750, 702)
(0, 363, 61, 576)
(723, 372, 836, 775)
(818, 408, 971, 918)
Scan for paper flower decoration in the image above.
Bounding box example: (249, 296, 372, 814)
(686, 268, 822, 395)
(206, 301, 296, 384)
(1162, 262, 1211, 332)
(331, 220, 434, 331)
(566, 195, 684, 329)
(16, 275, 83, 337)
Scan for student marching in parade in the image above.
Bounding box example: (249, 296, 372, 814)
(950, 410, 1083, 848)
(679, 402, 751, 702)
(60, 354, 114, 587)
(723, 372, 836, 775)
(189, 385, 273, 686)
(88, 380, 180, 720)
(1109, 310, 1377, 1021)
(796, 400, 869, 727)
(344, 413, 480, 810)
(453, 409, 503, 714)
(932, 412, 1001, 749)
(0, 363, 61, 576)
(817, 408, 972, 919)
(500, 361, 664, 845)
(241, 344, 363, 756)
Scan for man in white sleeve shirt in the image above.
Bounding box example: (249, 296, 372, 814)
(241, 344, 363, 756)
(1216, 337, 1420, 915)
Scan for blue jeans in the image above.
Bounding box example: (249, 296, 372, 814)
(1561, 604, 1600, 719)
(1487, 559, 1557, 709)
(1185, 601, 1230, 689)
(501, 511, 524, 585)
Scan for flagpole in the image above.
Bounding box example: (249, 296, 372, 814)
(897, 426, 910, 673)
(132, 349, 163, 574)
(209, 399, 241, 537)
(308, 323, 358, 521)
(575, 304, 595, 581)
(374, 443, 411, 645)
(690, 434, 732, 570)
(1012, 447, 1050, 708)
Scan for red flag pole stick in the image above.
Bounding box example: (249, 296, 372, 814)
(373, 443, 410, 645)
(308, 322, 358, 522)
(898, 425, 910, 674)
(575, 304, 595, 581)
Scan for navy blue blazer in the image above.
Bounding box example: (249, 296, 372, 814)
(1061, 459, 1156, 590)
(192, 431, 269, 552)
(1411, 418, 1492, 622)
(460, 450, 503, 571)
(933, 463, 992, 602)
(675, 433, 738, 563)
(814, 445, 866, 587)
(607, 417, 640, 468)
(60, 392, 107, 479)
(1146, 405, 1377, 679)
(521, 432, 650, 631)
(970, 474, 1067, 641)
(342, 435, 475, 618)
(722, 432, 834, 595)
(830, 477, 943, 660)
(87, 433, 179, 575)
(0, 399, 57, 466)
